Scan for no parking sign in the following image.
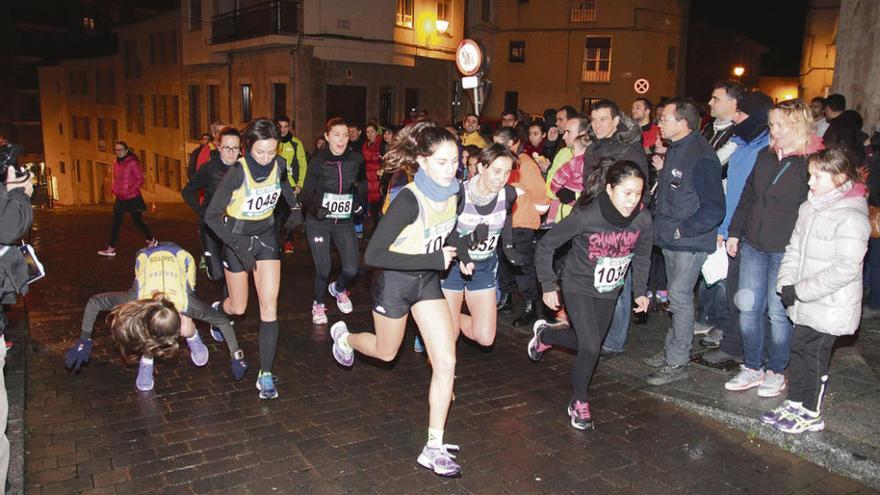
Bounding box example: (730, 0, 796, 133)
(634, 78, 650, 94)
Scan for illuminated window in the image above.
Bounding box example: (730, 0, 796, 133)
(82, 17, 95, 30)
(396, 0, 413, 28)
(509, 41, 525, 63)
(570, 0, 596, 22)
(582, 36, 611, 82)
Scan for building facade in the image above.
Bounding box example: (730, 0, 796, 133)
(799, 0, 839, 103)
(467, 0, 689, 118)
(40, 0, 464, 205)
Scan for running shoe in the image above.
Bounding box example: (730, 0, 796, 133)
(136, 360, 154, 391)
(209, 301, 225, 342)
(724, 366, 765, 391)
(414, 334, 426, 354)
(187, 333, 209, 367)
(329, 282, 353, 314)
(568, 400, 594, 430)
(527, 320, 552, 362)
(97, 246, 117, 257)
(283, 241, 294, 254)
(760, 400, 802, 425)
(312, 302, 328, 325)
(256, 371, 278, 400)
(330, 321, 354, 367)
(757, 370, 787, 398)
(417, 444, 461, 478)
(774, 409, 825, 434)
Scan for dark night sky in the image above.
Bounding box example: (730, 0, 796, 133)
(690, 0, 810, 77)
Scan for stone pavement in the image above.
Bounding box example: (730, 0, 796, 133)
(16, 204, 880, 494)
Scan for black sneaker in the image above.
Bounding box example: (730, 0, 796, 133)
(567, 400, 594, 430)
(646, 363, 690, 386)
(497, 293, 513, 313)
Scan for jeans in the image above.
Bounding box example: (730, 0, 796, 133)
(698, 277, 730, 329)
(602, 270, 631, 352)
(735, 242, 793, 373)
(865, 237, 880, 309)
(719, 252, 744, 357)
(662, 249, 708, 366)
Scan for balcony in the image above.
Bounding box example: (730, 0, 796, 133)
(211, 0, 298, 45)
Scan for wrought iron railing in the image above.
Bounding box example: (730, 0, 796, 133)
(211, 0, 298, 44)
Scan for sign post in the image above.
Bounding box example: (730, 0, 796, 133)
(456, 39, 485, 116)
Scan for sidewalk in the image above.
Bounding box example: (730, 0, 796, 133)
(499, 307, 880, 489)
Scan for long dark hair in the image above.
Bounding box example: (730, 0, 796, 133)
(577, 159, 646, 207)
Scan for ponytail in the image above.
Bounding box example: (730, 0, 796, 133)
(382, 120, 457, 175)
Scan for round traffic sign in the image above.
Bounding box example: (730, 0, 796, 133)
(634, 78, 650, 94)
(456, 39, 483, 76)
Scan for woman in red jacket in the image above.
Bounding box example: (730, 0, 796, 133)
(362, 123, 384, 234)
(98, 141, 156, 256)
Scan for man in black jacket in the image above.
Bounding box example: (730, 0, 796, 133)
(0, 163, 34, 491)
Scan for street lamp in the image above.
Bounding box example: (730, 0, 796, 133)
(732, 66, 746, 77)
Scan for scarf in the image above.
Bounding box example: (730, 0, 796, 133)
(466, 176, 497, 206)
(414, 168, 460, 202)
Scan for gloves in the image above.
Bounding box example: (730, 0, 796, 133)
(237, 250, 256, 271)
(315, 207, 330, 220)
(231, 350, 248, 380)
(469, 224, 489, 250)
(65, 338, 93, 371)
(780, 285, 798, 308)
(556, 188, 576, 205)
(503, 242, 523, 266)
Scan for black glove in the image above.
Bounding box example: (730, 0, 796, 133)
(503, 242, 523, 266)
(556, 188, 576, 205)
(469, 224, 489, 250)
(780, 285, 798, 308)
(315, 207, 330, 220)
(237, 250, 256, 271)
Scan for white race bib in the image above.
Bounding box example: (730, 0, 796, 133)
(242, 186, 280, 218)
(593, 254, 632, 293)
(470, 233, 499, 261)
(423, 217, 456, 254)
(322, 193, 354, 220)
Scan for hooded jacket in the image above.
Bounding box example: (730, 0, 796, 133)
(362, 136, 383, 204)
(583, 114, 649, 181)
(777, 182, 870, 336)
(112, 152, 144, 200)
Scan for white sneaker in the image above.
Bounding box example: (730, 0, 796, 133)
(757, 370, 787, 398)
(328, 282, 353, 314)
(312, 303, 328, 325)
(724, 366, 765, 391)
(693, 320, 715, 335)
(98, 246, 117, 257)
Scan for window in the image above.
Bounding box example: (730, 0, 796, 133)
(207, 85, 220, 124)
(582, 36, 612, 82)
(150, 31, 178, 65)
(667, 45, 677, 71)
(58, 123, 63, 135)
(437, 0, 451, 31)
(136, 95, 145, 134)
(379, 87, 395, 129)
(581, 97, 603, 113)
(75, 159, 82, 182)
(171, 158, 182, 189)
(71, 116, 78, 139)
(82, 117, 91, 140)
(570, 0, 597, 22)
(153, 95, 166, 127)
(97, 118, 108, 151)
(153, 153, 161, 184)
(504, 92, 518, 112)
(190, 0, 202, 31)
(509, 41, 525, 63)
(404, 88, 419, 114)
(396, 0, 413, 28)
(69, 71, 88, 95)
(95, 70, 116, 104)
(168, 96, 179, 129)
(188, 85, 201, 139)
(82, 17, 95, 30)
(241, 84, 253, 122)
(273, 83, 287, 120)
(59, 161, 65, 174)
(123, 39, 142, 78)
(481, 0, 491, 21)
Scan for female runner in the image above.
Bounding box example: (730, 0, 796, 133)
(299, 117, 364, 324)
(329, 122, 464, 477)
(64, 242, 246, 391)
(442, 143, 518, 346)
(528, 160, 652, 430)
(204, 118, 297, 400)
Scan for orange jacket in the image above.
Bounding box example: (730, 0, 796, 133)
(509, 153, 550, 229)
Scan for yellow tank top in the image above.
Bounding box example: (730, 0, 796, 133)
(134, 243, 195, 313)
(226, 158, 281, 221)
(389, 183, 457, 255)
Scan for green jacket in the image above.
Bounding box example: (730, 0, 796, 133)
(277, 135, 308, 188)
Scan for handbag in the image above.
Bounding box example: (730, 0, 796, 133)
(870, 205, 880, 239)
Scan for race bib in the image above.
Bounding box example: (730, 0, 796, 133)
(242, 186, 280, 218)
(423, 217, 456, 254)
(322, 193, 354, 220)
(593, 254, 632, 293)
(469, 233, 499, 261)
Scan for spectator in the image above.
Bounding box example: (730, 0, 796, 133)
(187, 133, 212, 180)
(461, 113, 488, 149)
(632, 97, 659, 153)
(97, 141, 156, 257)
(644, 98, 725, 386)
(823, 93, 866, 165)
(810, 96, 829, 137)
(544, 105, 578, 161)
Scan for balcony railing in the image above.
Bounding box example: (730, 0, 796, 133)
(211, 0, 298, 45)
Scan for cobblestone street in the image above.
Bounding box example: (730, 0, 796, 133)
(18, 204, 879, 494)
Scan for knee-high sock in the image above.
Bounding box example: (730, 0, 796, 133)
(259, 320, 279, 373)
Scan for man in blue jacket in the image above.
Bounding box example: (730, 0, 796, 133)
(644, 98, 725, 385)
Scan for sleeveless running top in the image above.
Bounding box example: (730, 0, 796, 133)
(389, 182, 457, 255)
(226, 158, 281, 221)
(134, 243, 195, 313)
(456, 179, 508, 262)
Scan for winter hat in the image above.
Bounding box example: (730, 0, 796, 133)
(736, 91, 773, 122)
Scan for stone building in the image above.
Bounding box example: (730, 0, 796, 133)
(799, 0, 839, 103)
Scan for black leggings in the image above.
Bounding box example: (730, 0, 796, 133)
(788, 325, 837, 413)
(109, 197, 153, 247)
(199, 222, 225, 281)
(306, 219, 359, 303)
(540, 293, 616, 403)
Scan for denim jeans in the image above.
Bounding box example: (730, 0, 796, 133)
(662, 249, 708, 366)
(865, 237, 880, 309)
(602, 270, 631, 352)
(698, 277, 730, 329)
(735, 241, 793, 373)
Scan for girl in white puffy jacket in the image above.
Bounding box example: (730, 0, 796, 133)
(767, 149, 869, 434)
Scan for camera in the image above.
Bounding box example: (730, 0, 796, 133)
(0, 141, 25, 183)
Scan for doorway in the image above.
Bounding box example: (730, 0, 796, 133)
(326, 85, 366, 129)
